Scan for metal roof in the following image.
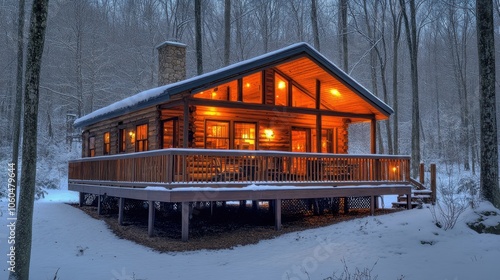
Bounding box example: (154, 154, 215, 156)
(74, 42, 393, 128)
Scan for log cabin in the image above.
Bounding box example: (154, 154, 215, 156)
(68, 42, 414, 241)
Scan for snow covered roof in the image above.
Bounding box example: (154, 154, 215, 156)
(74, 42, 393, 128)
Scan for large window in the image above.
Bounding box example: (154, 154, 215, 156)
(234, 122, 256, 150)
(103, 132, 110, 155)
(136, 124, 148, 152)
(205, 120, 229, 149)
(275, 73, 288, 106)
(88, 136, 96, 157)
(242, 72, 262, 103)
(292, 86, 315, 108)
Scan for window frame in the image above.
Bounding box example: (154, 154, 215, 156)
(135, 123, 149, 152)
(103, 132, 110, 155)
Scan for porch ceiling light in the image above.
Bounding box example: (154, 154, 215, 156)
(277, 80, 286, 90)
(330, 89, 341, 96)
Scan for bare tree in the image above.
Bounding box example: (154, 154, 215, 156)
(195, 0, 203, 74)
(389, 0, 402, 154)
(476, 0, 500, 207)
(224, 0, 231, 66)
(10, 0, 25, 209)
(339, 0, 348, 71)
(311, 0, 320, 51)
(10, 0, 49, 279)
(399, 0, 421, 176)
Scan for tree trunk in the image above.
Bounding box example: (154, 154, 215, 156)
(223, 0, 230, 66)
(390, 0, 402, 155)
(400, 0, 421, 177)
(9, 0, 49, 279)
(476, 0, 500, 207)
(10, 0, 25, 210)
(195, 0, 203, 75)
(339, 0, 348, 71)
(311, 0, 320, 51)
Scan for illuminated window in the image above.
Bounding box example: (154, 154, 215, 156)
(136, 124, 148, 152)
(292, 86, 315, 108)
(205, 121, 229, 149)
(118, 128, 126, 153)
(234, 122, 256, 150)
(194, 81, 237, 101)
(242, 72, 262, 103)
(103, 132, 110, 155)
(88, 136, 95, 157)
(275, 73, 288, 106)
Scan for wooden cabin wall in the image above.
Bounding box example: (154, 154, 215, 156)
(81, 106, 160, 157)
(193, 105, 348, 152)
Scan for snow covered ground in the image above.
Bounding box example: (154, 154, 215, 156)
(1, 188, 500, 280)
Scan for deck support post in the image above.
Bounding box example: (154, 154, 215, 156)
(97, 195, 102, 215)
(343, 197, 349, 214)
(274, 199, 282, 230)
(118, 197, 125, 225)
(252, 200, 259, 211)
(148, 201, 155, 237)
(406, 191, 412, 210)
(370, 117, 377, 154)
(182, 202, 190, 242)
(370, 196, 375, 215)
(79, 192, 84, 207)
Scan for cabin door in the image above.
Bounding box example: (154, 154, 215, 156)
(162, 118, 179, 148)
(291, 128, 311, 174)
(291, 127, 310, 153)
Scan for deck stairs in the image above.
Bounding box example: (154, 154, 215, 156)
(392, 178, 434, 209)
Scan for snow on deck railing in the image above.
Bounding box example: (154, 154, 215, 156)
(68, 148, 411, 186)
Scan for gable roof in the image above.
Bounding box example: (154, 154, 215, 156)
(74, 42, 393, 128)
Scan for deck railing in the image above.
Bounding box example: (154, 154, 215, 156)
(68, 148, 411, 187)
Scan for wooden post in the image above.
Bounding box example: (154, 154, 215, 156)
(252, 200, 259, 211)
(97, 195, 102, 215)
(79, 192, 84, 207)
(274, 199, 282, 230)
(183, 99, 189, 148)
(182, 202, 190, 242)
(430, 163, 437, 204)
(343, 197, 349, 214)
(406, 191, 412, 210)
(419, 162, 425, 185)
(370, 196, 375, 216)
(118, 197, 124, 225)
(148, 201, 155, 237)
(370, 117, 376, 154)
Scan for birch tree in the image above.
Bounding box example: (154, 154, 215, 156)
(10, 0, 49, 279)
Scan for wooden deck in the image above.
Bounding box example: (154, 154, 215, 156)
(68, 149, 412, 241)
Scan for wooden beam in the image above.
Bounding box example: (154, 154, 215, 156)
(370, 117, 376, 154)
(183, 99, 189, 148)
(182, 202, 190, 242)
(97, 195, 102, 215)
(274, 199, 282, 230)
(148, 200, 155, 237)
(316, 114, 322, 153)
(118, 197, 124, 225)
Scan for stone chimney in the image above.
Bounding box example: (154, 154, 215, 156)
(157, 41, 187, 86)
